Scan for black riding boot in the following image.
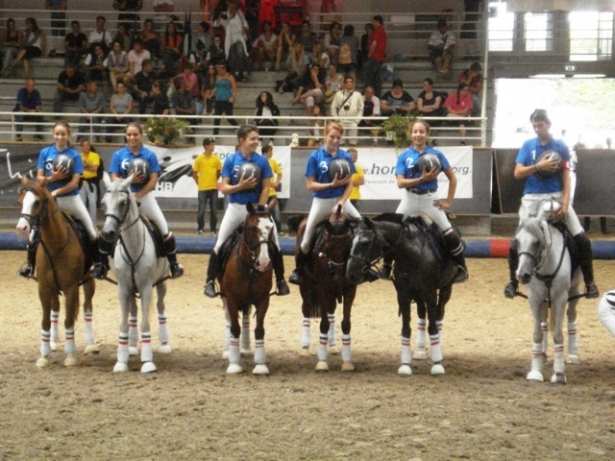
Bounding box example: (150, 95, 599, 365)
(90, 237, 111, 279)
(445, 231, 468, 283)
(204, 251, 218, 298)
(379, 255, 393, 280)
(574, 233, 599, 298)
(271, 246, 290, 295)
(163, 233, 184, 279)
(504, 240, 519, 298)
(289, 250, 309, 285)
(18, 240, 39, 278)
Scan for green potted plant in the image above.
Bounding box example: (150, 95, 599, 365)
(145, 117, 188, 146)
(382, 113, 416, 150)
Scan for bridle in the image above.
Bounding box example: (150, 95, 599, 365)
(237, 213, 274, 270)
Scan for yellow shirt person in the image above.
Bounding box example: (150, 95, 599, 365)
(192, 138, 222, 235)
(348, 148, 365, 209)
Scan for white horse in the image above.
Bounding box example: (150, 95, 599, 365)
(100, 176, 171, 373)
(515, 202, 582, 385)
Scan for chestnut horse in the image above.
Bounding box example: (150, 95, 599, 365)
(16, 177, 97, 368)
(218, 202, 275, 375)
(296, 206, 358, 372)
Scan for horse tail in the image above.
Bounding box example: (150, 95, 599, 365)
(307, 286, 320, 318)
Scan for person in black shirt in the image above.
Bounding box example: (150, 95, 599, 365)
(132, 58, 155, 113)
(14, 78, 44, 141)
(151, 79, 169, 115)
(52, 65, 86, 113)
(64, 20, 88, 68)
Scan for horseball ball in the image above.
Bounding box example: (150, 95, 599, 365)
(535, 150, 562, 179)
(127, 158, 151, 181)
(238, 162, 261, 186)
(417, 153, 441, 172)
(51, 154, 75, 177)
(328, 158, 352, 181)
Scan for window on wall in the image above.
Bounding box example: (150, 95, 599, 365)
(524, 12, 553, 52)
(569, 11, 613, 61)
(488, 2, 514, 52)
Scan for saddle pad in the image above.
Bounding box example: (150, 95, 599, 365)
(61, 212, 92, 274)
(138, 214, 165, 258)
(551, 220, 580, 279)
(403, 216, 447, 264)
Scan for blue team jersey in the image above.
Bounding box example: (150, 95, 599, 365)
(516, 137, 570, 195)
(221, 151, 273, 204)
(395, 145, 451, 191)
(305, 146, 357, 199)
(36, 144, 84, 197)
(109, 145, 162, 193)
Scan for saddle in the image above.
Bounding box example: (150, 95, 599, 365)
(137, 214, 165, 259)
(402, 215, 448, 264)
(217, 228, 241, 276)
(60, 212, 93, 275)
(548, 220, 580, 278)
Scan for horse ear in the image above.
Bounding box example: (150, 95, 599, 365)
(540, 219, 552, 247)
(335, 204, 342, 220)
(246, 201, 255, 214)
(123, 175, 134, 189)
(102, 172, 111, 188)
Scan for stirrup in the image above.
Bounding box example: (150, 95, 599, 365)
(170, 263, 184, 279)
(585, 282, 599, 299)
(288, 268, 303, 285)
(90, 263, 108, 280)
(204, 280, 217, 298)
(276, 279, 290, 296)
(504, 281, 518, 299)
(453, 266, 468, 284)
(18, 263, 34, 279)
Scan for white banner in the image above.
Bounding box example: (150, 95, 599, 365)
(147, 144, 292, 199)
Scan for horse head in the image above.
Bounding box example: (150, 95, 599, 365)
(243, 202, 274, 272)
(100, 176, 138, 243)
(16, 177, 53, 238)
(515, 217, 550, 285)
(346, 217, 383, 284)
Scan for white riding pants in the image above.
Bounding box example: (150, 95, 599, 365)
(300, 197, 361, 254)
(214, 202, 280, 254)
(56, 194, 97, 240)
(79, 180, 98, 223)
(137, 191, 169, 236)
(519, 192, 584, 236)
(396, 190, 452, 233)
(598, 291, 615, 337)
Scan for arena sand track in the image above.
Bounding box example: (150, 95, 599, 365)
(0, 251, 614, 461)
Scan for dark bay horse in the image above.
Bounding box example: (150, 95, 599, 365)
(296, 206, 357, 372)
(16, 177, 97, 368)
(218, 202, 275, 375)
(346, 213, 457, 376)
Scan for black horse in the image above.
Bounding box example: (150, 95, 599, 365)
(346, 213, 458, 376)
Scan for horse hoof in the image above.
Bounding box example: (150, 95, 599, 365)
(221, 350, 229, 360)
(299, 347, 311, 357)
(36, 357, 49, 368)
(128, 346, 139, 356)
(113, 362, 128, 373)
(315, 361, 329, 372)
(84, 344, 100, 355)
(50, 341, 59, 352)
(64, 354, 78, 367)
(158, 344, 172, 354)
(413, 349, 428, 360)
(253, 364, 270, 375)
(227, 363, 243, 374)
(341, 361, 355, 372)
(550, 373, 567, 385)
(398, 364, 412, 377)
(141, 361, 157, 374)
(240, 348, 253, 357)
(526, 370, 544, 382)
(431, 364, 445, 376)
(566, 355, 580, 365)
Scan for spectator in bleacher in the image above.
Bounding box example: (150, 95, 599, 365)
(297, 20, 317, 60)
(211, 62, 238, 136)
(358, 22, 373, 72)
(83, 44, 108, 85)
(151, 79, 170, 115)
(78, 80, 106, 139)
(79, 139, 100, 222)
(330, 75, 364, 146)
(444, 82, 473, 143)
(214, 1, 249, 82)
(189, 40, 209, 77)
(275, 22, 295, 72)
(153, 0, 175, 30)
(132, 58, 155, 113)
(324, 22, 341, 66)
(105, 80, 133, 142)
(275, 42, 308, 94)
(254, 91, 280, 143)
(88, 16, 112, 55)
(253, 21, 278, 71)
(113, 24, 133, 52)
(107, 40, 131, 91)
(1, 18, 23, 77)
(171, 77, 197, 137)
(160, 20, 183, 78)
(323, 63, 344, 112)
(380, 79, 415, 116)
(200, 63, 217, 115)
(339, 24, 358, 78)
(52, 64, 85, 113)
(127, 38, 151, 76)
(364, 15, 387, 98)
(306, 104, 324, 147)
(138, 18, 162, 59)
(428, 19, 456, 75)
(113, 0, 142, 32)
(457, 61, 483, 116)
(294, 62, 326, 116)
(64, 20, 88, 68)
(311, 42, 330, 69)
(176, 63, 200, 99)
(208, 34, 226, 67)
(13, 78, 44, 141)
(193, 21, 213, 55)
(358, 84, 381, 145)
(45, 0, 66, 57)
(11, 18, 46, 80)
(258, 0, 277, 34)
(417, 77, 445, 121)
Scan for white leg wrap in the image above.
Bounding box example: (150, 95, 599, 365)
(541, 321, 549, 353)
(84, 312, 95, 345)
(531, 341, 544, 373)
(436, 320, 443, 344)
(416, 319, 426, 350)
(567, 322, 579, 357)
(254, 339, 266, 365)
(158, 314, 169, 345)
(140, 333, 153, 363)
(117, 334, 129, 364)
(301, 318, 311, 349)
(328, 313, 336, 346)
(553, 343, 565, 374)
(430, 334, 443, 363)
(64, 329, 76, 355)
(40, 330, 51, 358)
(317, 333, 328, 361)
(341, 334, 351, 362)
(228, 337, 240, 364)
(128, 316, 139, 348)
(50, 311, 60, 342)
(401, 336, 412, 365)
(241, 312, 251, 352)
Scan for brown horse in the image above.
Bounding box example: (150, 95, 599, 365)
(218, 202, 275, 375)
(296, 205, 358, 372)
(16, 177, 97, 368)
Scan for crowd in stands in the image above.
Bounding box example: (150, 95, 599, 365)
(0, 4, 483, 145)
